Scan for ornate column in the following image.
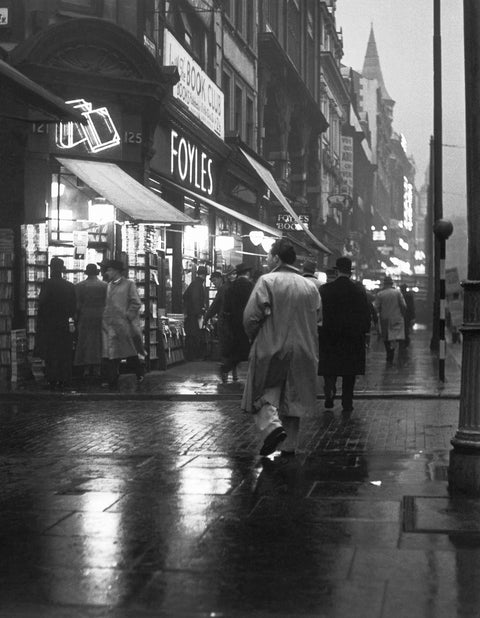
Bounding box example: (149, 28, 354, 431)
(448, 0, 480, 494)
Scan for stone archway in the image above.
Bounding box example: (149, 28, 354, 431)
(9, 18, 176, 116)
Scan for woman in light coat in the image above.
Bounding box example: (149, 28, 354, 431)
(242, 239, 321, 458)
(103, 260, 145, 389)
(375, 276, 407, 364)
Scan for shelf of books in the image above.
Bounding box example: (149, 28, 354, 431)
(159, 314, 185, 368)
(21, 224, 104, 360)
(123, 224, 161, 369)
(0, 229, 14, 386)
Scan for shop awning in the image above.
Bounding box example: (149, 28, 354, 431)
(159, 177, 281, 237)
(240, 148, 332, 254)
(56, 158, 196, 225)
(0, 60, 85, 123)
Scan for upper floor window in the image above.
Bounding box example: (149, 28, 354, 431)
(223, 66, 255, 144)
(235, 0, 243, 31)
(264, 0, 279, 35)
(222, 70, 232, 133)
(144, 0, 160, 42)
(234, 85, 243, 135)
(167, 0, 208, 68)
(225, 0, 255, 47)
(246, 96, 254, 147)
(287, 0, 301, 70)
(223, 0, 232, 19)
(246, 0, 255, 46)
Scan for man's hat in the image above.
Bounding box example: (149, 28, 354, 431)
(235, 262, 252, 275)
(210, 270, 223, 279)
(197, 266, 207, 276)
(85, 263, 99, 276)
(335, 257, 352, 274)
(302, 259, 317, 274)
(384, 275, 393, 286)
(105, 259, 125, 273)
(224, 264, 236, 276)
(49, 257, 66, 272)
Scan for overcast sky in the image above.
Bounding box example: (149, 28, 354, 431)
(335, 0, 466, 218)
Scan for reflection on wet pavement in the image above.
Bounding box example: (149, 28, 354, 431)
(0, 392, 470, 617)
(0, 325, 471, 617)
(2, 327, 462, 399)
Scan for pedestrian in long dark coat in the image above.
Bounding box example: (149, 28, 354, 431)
(221, 263, 254, 382)
(35, 257, 76, 390)
(183, 265, 208, 360)
(74, 263, 107, 374)
(205, 266, 237, 367)
(318, 256, 371, 418)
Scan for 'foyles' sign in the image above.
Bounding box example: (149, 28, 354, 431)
(170, 129, 214, 196)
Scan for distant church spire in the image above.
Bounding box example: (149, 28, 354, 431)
(362, 24, 394, 103)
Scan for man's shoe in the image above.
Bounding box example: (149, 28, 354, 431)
(279, 450, 295, 458)
(260, 427, 287, 457)
(324, 398, 334, 409)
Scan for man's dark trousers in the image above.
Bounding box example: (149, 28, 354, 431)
(324, 374, 356, 411)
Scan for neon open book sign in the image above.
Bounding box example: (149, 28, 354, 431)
(56, 99, 120, 154)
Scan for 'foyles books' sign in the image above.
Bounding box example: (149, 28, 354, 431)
(164, 29, 224, 139)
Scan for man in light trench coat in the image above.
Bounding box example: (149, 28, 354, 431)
(102, 259, 145, 390)
(375, 275, 407, 364)
(241, 239, 321, 458)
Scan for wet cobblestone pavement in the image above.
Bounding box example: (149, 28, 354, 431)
(1, 328, 476, 617)
(2, 326, 463, 400)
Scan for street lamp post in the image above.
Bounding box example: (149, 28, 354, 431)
(430, 0, 443, 355)
(448, 0, 480, 494)
(433, 218, 453, 382)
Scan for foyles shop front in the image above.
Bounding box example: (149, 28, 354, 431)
(13, 19, 195, 369)
(148, 29, 281, 317)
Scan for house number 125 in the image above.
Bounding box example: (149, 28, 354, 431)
(124, 131, 143, 144)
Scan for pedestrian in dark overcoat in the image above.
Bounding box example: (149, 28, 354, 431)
(35, 257, 76, 390)
(74, 263, 107, 374)
(183, 265, 208, 360)
(318, 257, 371, 418)
(205, 267, 236, 361)
(221, 263, 254, 382)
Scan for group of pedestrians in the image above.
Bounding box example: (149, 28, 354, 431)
(35, 257, 145, 391)
(199, 240, 415, 460)
(185, 263, 254, 382)
(36, 246, 414, 461)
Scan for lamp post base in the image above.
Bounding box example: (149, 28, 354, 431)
(449, 446, 480, 495)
